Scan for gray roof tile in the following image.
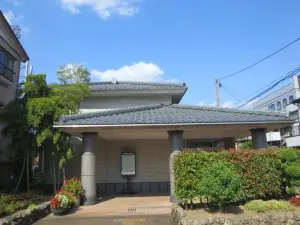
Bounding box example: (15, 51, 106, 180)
(57, 104, 293, 126)
(88, 81, 187, 91)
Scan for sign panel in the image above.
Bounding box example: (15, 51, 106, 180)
(121, 152, 136, 176)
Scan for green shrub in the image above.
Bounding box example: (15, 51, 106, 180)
(174, 149, 283, 204)
(240, 141, 252, 149)
(287, 187, 297, 195)
(286, 165, 300, 177)
(280, 148, 298, 163)
(227, 149, 282, 200)
(27, 204, 37, 210)
(245, 200, 294, 213)
(199, 162, 242, 208)
(173, 152, 224, 203)
(279, 148, 300, 193)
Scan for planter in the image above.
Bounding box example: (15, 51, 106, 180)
(51, 207, 71, 215)
(74, 196, 80, 207)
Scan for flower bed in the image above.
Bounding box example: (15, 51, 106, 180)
(0, 194, 32, 217)
(49, 177, 83, 215)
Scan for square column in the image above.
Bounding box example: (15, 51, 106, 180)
(81, 132, 97, 205)
(250, 128, 267, 149)
(168, 130, 183, 203)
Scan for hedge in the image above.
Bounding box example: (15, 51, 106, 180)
(173, 148, 282, 204)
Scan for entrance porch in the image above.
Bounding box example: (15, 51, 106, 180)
(61, 123, 288, 205)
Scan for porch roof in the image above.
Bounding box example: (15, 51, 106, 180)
(55, 104, 294, 127)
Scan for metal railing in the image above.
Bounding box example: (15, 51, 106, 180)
(0, 62, 15, 82)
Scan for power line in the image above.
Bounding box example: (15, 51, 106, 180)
(220, 84, 240, 101)
(228, 66, 300, 108)
(219, 37, 300, 81)
(236, 66, 300, 108)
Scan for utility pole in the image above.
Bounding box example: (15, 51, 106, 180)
(215, 78, 220, 107)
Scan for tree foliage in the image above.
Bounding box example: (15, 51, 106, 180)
(0, 72, 90, 193)
(56, 63, 90, 84)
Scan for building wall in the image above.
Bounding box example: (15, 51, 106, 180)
(252, 83, 296, 112)
(0, 19, 23, 163)
(80, 95, 172, 113)
(65, 138, 170, 194)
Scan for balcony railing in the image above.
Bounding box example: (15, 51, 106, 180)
(0, 62, 15, 82)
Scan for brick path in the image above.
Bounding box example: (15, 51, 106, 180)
(35, 195, 172, 225)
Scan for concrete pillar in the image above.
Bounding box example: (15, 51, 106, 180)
(168, 130, 183, 203)
(224, 137, 235, 150)
(251, 128, 267, 149)
(81, 132, 97, 205)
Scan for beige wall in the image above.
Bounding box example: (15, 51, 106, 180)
(66, 138, 170, 183)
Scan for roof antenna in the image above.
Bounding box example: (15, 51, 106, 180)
(112, 77, 117, 84)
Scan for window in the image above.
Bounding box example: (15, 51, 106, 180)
(283, 98, 288, 108)
(268, 104, 275, 111)
(289, 95, 294, 103)
(0, 48, 15, 81)
(277, 101, 281, 111)
(0, 51, 4, 74)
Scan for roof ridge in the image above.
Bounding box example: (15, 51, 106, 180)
(88, 81, 187, 87)
(170, 104, 287, 117)
(60, 104, 164, 122)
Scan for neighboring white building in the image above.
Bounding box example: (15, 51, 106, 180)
(252, 75, 300, 147)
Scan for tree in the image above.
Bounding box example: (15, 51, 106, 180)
(25, 74, 90, 193)
(0, 73, 90, 193)
(56, 63, 90, 84)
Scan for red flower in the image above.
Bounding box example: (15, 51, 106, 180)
(290, 196, 300, 206)
(50, 196, 61, 209)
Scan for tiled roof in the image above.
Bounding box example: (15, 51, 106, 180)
(56, 104, 293, 126)
(88, 81, 187, 91)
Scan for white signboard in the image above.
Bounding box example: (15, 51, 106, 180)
(121, 153, 136, 176)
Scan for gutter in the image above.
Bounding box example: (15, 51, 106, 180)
(53, 120, 294, 128)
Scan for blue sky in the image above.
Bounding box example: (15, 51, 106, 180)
(2, 0, 300, 107)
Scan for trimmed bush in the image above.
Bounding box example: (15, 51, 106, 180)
(174, 149, 282, 204)
(227, 149, 282, 200)
(173, 152, 224, 203)
(199, 162, 242, 208)
(280, 148, 300, 194)
(245, 200, 294, 213)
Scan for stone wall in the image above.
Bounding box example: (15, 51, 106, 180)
(171, 204, 300, 225)
(2, 202, 50, 225)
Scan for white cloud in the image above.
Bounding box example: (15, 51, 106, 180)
(3, 10, 22, 24)
(60, 0, 140, 19)
(91, 62, 166, 82)
(221, 101, 234, 108)
(197, 101, 205, 106)
(196, 100, 235, 108)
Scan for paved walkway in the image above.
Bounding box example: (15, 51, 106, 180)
(35, 215, 172, 225)
(35, 195, 173, 225)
